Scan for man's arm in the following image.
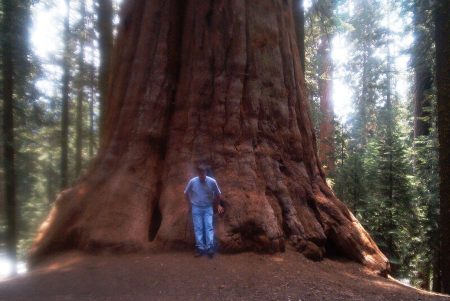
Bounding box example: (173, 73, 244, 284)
(185, 192, 192, 212)
(184, 180, 192, 212)
(214, 193, 224, 215)
(210, 178, 224, 215)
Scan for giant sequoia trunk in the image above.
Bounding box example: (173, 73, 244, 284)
(30, 0, 389, 274)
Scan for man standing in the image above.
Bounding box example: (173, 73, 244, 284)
(184, 165, 224, 258)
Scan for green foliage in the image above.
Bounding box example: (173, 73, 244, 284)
(0, 0, 119, 261)
(407, 109, 439, 288)
(332, 100, 419, 278)
(323, 0, 439, 285)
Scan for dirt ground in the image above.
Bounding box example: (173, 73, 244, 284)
(0, 247, 448, 301)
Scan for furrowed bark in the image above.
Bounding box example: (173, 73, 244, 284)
(30, 0, 389, 275)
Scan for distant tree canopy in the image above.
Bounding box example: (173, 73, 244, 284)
(306, 0, 446, 292)
(0, 0, 119, 266)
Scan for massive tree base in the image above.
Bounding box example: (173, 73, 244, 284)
(29, 0, 389, 275)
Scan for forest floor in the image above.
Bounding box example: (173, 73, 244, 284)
(0, 246, 448, 301)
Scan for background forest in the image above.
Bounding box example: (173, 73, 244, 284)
(0, 0, 448, 294)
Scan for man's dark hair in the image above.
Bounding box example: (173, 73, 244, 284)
(196, 164, 209, 171)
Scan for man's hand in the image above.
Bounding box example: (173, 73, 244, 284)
(217, 204, 224, 215)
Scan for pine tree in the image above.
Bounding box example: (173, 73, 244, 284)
(332, 0, 421, 280)
(405, 0, 441, 290)
(346, 0, 385, 147)
(332, 0, 386, 211)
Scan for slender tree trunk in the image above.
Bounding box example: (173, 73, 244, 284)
(46, 157, 55, 204)
(412, 0, 433, 139)
(61, 0, 71, 189)
(75, 1, 87, 177)
(1, 0, 18, 269)
(97, 0, 113, 138)
(418, 264, 431, 290)
(89, 64, 95, 159)
(30, 0, 389, 275)
(88, 45, 96, 159)
(359, 48, 369, 146)
(385, 29, 395, 268)
(433, 250, 442, 292)
(318, 34, 334, 173)
(386, 3, 393, 205)
(435, 0, 450, 293)
(75, 86, 83, 177)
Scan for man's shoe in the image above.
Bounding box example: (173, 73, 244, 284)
(207, 250, 215, 259)
(194, 250, 203, 257)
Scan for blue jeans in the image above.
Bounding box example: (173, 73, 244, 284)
(191, 205, 214, 251)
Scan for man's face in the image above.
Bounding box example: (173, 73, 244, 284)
(198, 169, 206, 181)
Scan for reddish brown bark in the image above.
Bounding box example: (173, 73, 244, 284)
(30, 0, 389, 274)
